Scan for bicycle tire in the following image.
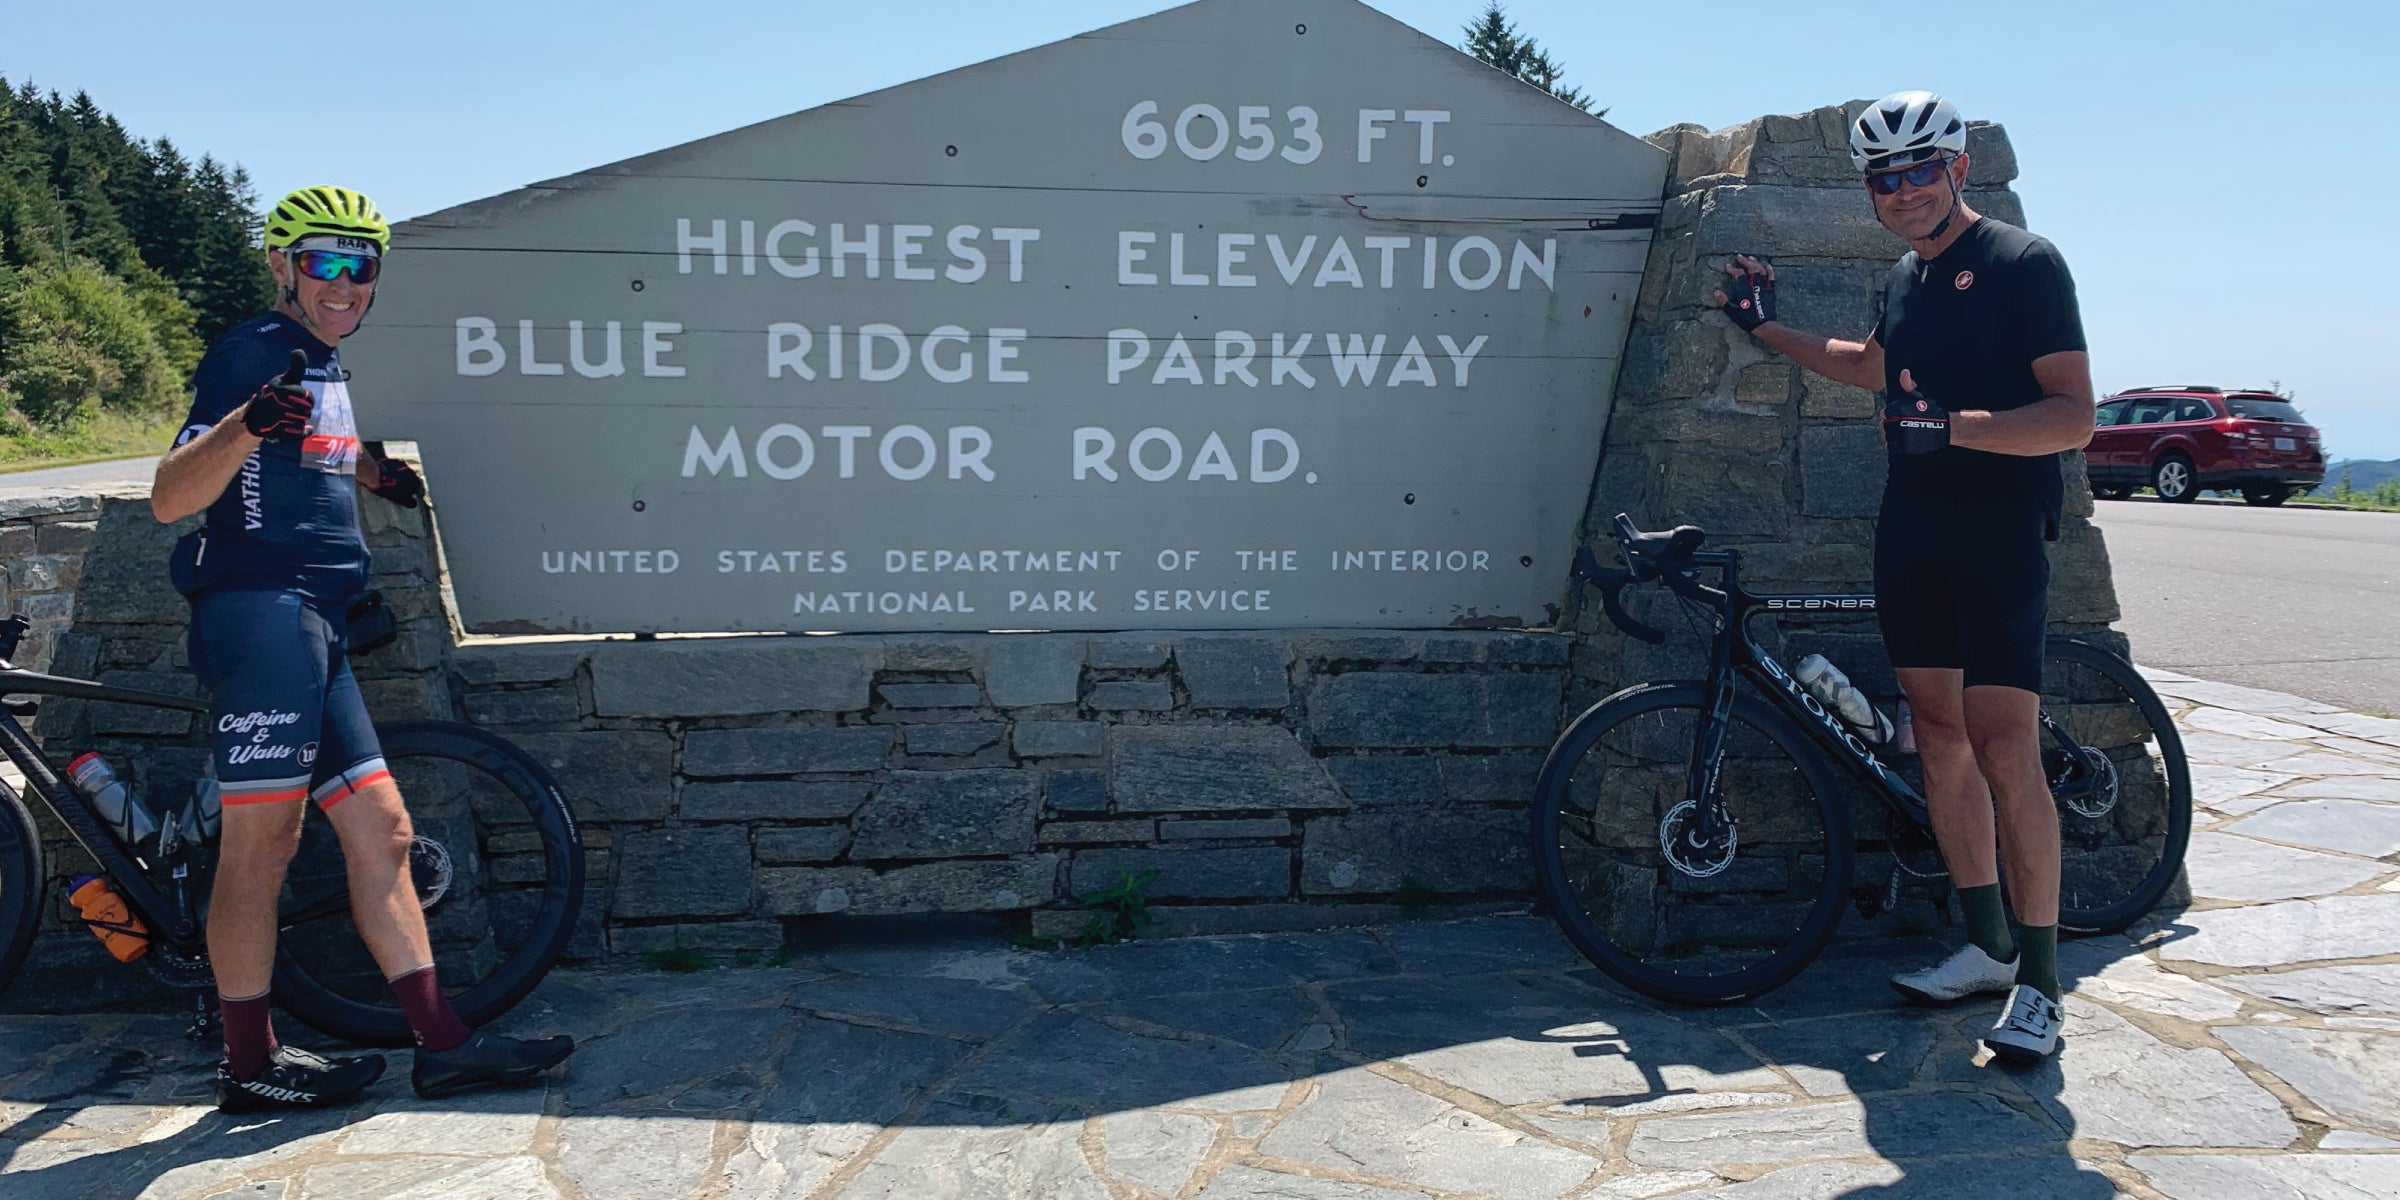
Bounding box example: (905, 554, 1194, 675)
(1532, 682, 1852, 1007)
(0, 779, 42, 1002)
(273, 721, 583, 1046)
(2044, 636, 2193, 935)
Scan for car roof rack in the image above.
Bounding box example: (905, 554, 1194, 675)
(2115, 384, 2224, 395)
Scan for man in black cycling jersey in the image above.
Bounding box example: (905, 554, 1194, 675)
(1711, 92, 2095, 1063)
(150, 185, 574, 1110)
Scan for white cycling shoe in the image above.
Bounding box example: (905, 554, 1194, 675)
(1983, 984, 2064, 1064)
(1890, 943, 2020, 1005)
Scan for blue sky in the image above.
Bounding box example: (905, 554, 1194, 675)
(9, 0, 2395, 457)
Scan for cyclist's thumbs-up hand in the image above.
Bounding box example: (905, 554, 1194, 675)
(241, 349, 316, 442)
(1883, 368, 1952, 455)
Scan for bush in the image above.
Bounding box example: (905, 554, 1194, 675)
(0, 257, 192, 423)
(3, 331, 119, 429)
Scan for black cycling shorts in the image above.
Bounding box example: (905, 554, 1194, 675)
(1872, 502, 2050, 693)
(188, 590, 387, 810)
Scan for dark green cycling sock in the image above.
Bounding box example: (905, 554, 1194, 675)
(1958, 884, 2016, 964)
(2015, 924, 2061, 1001)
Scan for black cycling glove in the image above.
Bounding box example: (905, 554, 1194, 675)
(1883, 379, 1952, 456)
(366, 455, 424, 509)
(241, 350, 315, 441)
(1719, 262, 1777, 333)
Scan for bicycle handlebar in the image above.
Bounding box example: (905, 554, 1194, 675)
(1569, 545, 1667, 645)
(1571, 514, 1734, 646)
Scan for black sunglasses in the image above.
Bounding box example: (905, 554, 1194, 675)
(1865, 158, 1953, 196)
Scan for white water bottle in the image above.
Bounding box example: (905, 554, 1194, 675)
(69, 753, 160, 846)
(1793, 655, 1895, 746)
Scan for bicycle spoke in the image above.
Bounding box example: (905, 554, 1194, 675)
(1538, 688, 1847, 1004)
(2040, 639, 2192, 932)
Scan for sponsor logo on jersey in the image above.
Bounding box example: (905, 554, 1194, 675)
(1954, 270, 1975, 290)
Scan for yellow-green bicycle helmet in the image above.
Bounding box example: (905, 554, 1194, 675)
(264, 185, 388, 253)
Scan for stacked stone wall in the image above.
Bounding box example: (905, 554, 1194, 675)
(1571, 102, 2123, 713)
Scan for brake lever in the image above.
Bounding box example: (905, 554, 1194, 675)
(1572, 546, 1667, 645)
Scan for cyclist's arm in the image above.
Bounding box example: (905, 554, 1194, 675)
(152, 412, 264, 523)
(1949, 350, 2096, 456)
(1750, 323, 1885, 392)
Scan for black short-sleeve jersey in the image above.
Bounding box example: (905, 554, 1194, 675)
(171, 313, 369, 602)
(1869, 218, 2086, 521)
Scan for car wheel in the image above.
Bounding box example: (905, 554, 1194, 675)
(2242, 486, 2293, 507)
(2152, 454, 2198, 504)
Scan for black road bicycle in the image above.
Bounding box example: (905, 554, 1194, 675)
(0, 614, 583, 1046)
(1534, 515, 2191, 1006)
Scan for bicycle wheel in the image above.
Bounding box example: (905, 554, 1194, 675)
(273, 721, 583, 1046)
(2041, 636, 2193, 934)
(0, 780, 42, 1000)
(1533, 683, 1852, 1007)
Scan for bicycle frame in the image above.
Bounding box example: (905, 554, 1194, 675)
(1, 663, 212, 950)
(1658, 553, 1936, 840)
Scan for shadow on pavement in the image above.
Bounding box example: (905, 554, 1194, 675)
(2, 913, 2173, 1197)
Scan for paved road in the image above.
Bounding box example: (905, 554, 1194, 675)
(6, 687, 2399, 1199)
(0, 456, 159, 495)
(2092, 496, 2400, 716)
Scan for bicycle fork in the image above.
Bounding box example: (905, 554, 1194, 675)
(1676, 632, 1741, 859)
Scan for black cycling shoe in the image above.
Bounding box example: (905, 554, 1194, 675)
(215, 1045, 387, 1113)
(411, 1030, 575, 1099)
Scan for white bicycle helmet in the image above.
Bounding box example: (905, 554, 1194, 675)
(1849, 91, 1967, 173)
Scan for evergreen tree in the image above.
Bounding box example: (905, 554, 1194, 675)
(1461, 2, 1604, 116)
(0, 74, 274, 432)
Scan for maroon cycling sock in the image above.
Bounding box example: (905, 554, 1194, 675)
(387, 964, 472, 1052)
(219, 990, 276, 1082)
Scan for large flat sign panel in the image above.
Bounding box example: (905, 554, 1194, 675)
(344, 0, 1667, 633)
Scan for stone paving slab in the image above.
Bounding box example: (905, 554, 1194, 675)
(9, 678, 2400, 1198)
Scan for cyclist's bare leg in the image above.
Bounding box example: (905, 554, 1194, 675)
(1963, 684, 2059, 927)
(208, 801, 306, 997)
(321, 777, 436, 976)
(1897, 667, 1999, 889)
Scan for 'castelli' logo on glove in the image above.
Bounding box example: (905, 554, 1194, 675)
(1954, 271, 1975, 290)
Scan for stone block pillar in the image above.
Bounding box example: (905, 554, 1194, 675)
(1571, 101, 2124, 714)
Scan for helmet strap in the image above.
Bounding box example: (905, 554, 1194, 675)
(1925, 160, 1963, 242)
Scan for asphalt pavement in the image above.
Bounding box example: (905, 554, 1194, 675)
(0, 456, 159, 495)
(2092, 495, 2400, 716)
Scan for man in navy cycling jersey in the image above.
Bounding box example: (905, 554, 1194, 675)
(151, 185, 573, 1111)
(1710, 93, 2096, 1063)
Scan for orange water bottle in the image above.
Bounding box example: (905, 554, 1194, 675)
(68, 874, 150, 962)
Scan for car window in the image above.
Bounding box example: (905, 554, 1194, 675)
(2095, 402, 2128, 428)
(2172, 398, 2215, 422)
(2227, 397, 2304, 422)
(2127, 400, 2173, 426)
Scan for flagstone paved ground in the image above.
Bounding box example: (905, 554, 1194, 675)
(5, 669, 2398, 1199)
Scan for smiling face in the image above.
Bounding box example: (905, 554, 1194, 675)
(1867, 153, 1971, 244)
(269, 247, 375, 343)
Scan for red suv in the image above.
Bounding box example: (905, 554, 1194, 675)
(2087, 386, 2325, 506)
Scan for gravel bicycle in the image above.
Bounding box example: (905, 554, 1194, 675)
(0, 613, 583, 1046)
(1534, 515, 2191, 1006)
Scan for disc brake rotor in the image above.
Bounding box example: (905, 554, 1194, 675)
(410, 836, 454, 910)
(2050, 745, 2121, 820)
(1660, 799, 1739, 878)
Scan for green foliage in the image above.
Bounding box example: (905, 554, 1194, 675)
(1017, 869, 1161, 950)
(1461, 2, 1604, 116)
(0, 76, 273, 439)
(2329, 470, 2357, 502)
(1393, 876, 1443, 908)
(643, 948, 711, 973)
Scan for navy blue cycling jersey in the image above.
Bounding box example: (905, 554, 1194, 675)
(172, 313, 369, 603)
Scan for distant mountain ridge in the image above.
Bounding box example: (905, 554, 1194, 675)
(2316, 460, 2400, 493)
